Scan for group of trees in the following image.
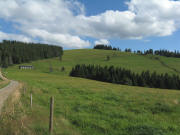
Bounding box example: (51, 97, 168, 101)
(70, 64, 180, 90)
(94, 45, 180, 58)
(94, 44, 120, 51)
(139, 49, 180, 58)
(0, 40, 63, 68)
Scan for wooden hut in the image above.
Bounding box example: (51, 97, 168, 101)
(19, 65, 34, 69)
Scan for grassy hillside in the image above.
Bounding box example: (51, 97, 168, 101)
(1, 49, 180, 135)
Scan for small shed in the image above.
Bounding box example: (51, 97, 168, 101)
(19, 65, 34, 69)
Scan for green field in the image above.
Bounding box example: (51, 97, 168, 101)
(1, 49, 180, 135)
(0, 80, 10, 89)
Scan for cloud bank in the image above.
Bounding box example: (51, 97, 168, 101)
(0, 0, 180, 48)
(95, 39, 110, 45)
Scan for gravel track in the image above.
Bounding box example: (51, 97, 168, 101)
(0, 70, 20, 113)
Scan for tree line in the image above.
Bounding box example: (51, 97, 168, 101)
(140, 49, 180, 58)
(0, 40, 63, 68)
(94, 44, 180, 58)
(94, 44, 120, 51)
(70, 64, 180, 90)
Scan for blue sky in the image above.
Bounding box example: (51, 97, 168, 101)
(78, 0, 180, 51)
(78, 0, 128, 16)
(0, 0, 180, 51)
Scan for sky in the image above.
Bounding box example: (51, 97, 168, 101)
(0, 0, 180, 51)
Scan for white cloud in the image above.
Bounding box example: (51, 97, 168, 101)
(0, 0, 90, 48)
(0, 31, 33, 42)
(26, 29, 90, 48)
(0, 0, 180, 48)
(95, 39, 110, 45)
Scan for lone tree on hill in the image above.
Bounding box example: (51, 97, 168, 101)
(106, 55, 110, 61)
(49, 63, 53, 72)
(61, 66, 65, 72)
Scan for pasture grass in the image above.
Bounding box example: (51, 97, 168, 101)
(0, 80, 10, 89)
(1, 49, 180, 135)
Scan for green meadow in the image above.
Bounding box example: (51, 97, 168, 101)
(1, 49, 180, 135)
(0, 80, 10, 89)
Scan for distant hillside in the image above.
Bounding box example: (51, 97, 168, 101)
(63, 49, 180, 76)
(1, 49, 180, 135)
(94, 44, 180, 58)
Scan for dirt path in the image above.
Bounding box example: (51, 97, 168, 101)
(0, 70, 20, 113)
(0, 70, 8, 81)
(145, 55, 180, 75)
(155, 58, 180, 74)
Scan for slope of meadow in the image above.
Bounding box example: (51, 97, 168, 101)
(1, 49, 180, 135)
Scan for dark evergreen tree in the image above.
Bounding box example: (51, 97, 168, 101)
(61, 66, 65, 72)
(0, 40, 63, 68)
(70, 64, 180, 90)
(94, 45, 112, 50)
(93, 45, 180, 59)
(106, 55, 110, 61)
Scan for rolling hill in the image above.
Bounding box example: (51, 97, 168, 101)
(1, 49, 180, 135)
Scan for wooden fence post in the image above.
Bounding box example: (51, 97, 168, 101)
(49, 96, 54, 134)
(30, 93, 32, 108)
(24, 87, 26, 95)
